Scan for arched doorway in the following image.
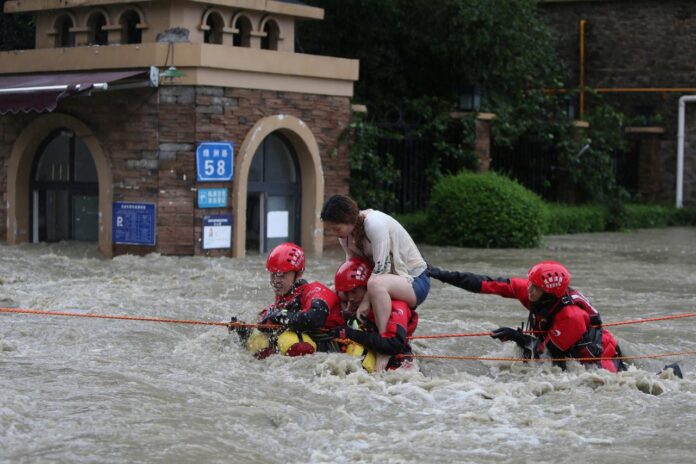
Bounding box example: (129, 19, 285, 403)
(232, 114, 324, 258)
(246, 133, 301, 253)
(30, 130, 99, 242)
(7, 113, 113, 257)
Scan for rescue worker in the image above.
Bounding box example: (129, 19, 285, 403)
(328, 257, 419, 372)
(428, 261, 625, 372)
(230, 242, 344, 358)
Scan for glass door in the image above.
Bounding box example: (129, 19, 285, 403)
(246, 133, 301, 253)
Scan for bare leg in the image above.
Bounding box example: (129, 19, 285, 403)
(367, 274, 417, 333)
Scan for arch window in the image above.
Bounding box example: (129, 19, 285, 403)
(120, 10, 142, 44)
(204, 12, 225, 44)
(87, 13, 109, 46)
(54, 14, 75, 48)
(261, 20, 280, 50)
(246, 133, 300, 252)
(233, 15, 252, 47)
(31, 130, 99, 242)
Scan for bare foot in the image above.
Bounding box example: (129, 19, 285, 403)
(374, 353, 391, 372)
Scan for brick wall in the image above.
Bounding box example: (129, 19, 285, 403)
(539, 0, 696, 205)
(0, 86, 352, 254)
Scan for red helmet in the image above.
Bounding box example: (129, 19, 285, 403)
(334, 257, 372, 292)
(266, 243, 305, 273)
(528, 261, 571, 297)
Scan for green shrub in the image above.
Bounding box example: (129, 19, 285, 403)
(543, 203, 607, 234)
(674, 207, 696, 225)
(393, 211, 429, 243)
(426, 172, 545, 248)
(623, 204, 674, 229)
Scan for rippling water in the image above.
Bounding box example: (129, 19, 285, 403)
(2, 228, 695, 463)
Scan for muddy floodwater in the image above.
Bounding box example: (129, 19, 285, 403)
(1, 227, 695, 463)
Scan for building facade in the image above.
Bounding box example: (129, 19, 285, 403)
(0, 0, 359, 257)
(539, 0, 696, 206)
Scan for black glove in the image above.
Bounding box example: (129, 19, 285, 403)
(229, 317, 250, 342)
(490, 327, 534, 349)
(261, 309, 288, 326)
(427, 264, 441, 278)
(328, 325, 354, 340)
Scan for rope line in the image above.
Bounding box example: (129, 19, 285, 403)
(0, 307, 280, 330)
(398, 350, 696, 363)
(3, 307, 696, 340)
(409, 312, 696, 340)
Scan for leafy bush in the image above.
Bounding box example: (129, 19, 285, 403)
(674, 207, 696, 225)
(542, 203, 696, 234)
(426, 172, 545, 248)
(543, 203, 607, 235)
(623, 204, 675, 229)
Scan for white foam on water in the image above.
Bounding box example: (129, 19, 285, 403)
(2, 230, 696, 462)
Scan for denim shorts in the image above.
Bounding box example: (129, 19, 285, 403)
(411, 270, 431, 307)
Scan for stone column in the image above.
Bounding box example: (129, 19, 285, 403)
(475, 113, 496, 172)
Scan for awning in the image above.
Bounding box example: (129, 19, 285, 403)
(0, 68, 158, 115)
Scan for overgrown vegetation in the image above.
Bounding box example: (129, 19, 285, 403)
(0, 0, 34, 51)
(299, 0, 630, 211)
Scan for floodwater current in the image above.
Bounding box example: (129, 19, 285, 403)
(1, 228, 695, 463)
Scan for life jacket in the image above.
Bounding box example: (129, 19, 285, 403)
(260, 279, 344, 351)
(567, 288, 602, 326)
(528, 289, 609, 366)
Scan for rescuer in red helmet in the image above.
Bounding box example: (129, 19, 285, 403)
(428, 261, 626, 372)
(230, 242, 344, 358)
(329, 257, 419, 372)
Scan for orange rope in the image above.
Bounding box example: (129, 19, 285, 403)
(409, 331, 494, 340)
(4, 306, 696, 340)
(408, 312, 696, 340)
(602, 312, 696, 328)
(398, 350, 696, 363)
(0, 307, 280, 330)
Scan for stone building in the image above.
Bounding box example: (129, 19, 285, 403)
(539, 0, 696, 206)
(0, 0, 359, 257)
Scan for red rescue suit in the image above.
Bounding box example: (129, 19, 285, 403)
(258, 279, 344, 351)
(429, 269, 621, 372)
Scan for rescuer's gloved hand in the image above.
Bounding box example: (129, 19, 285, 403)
(228, 316, 250, 342)
(426, 264, 442, 279)
(490, 327, 534, 350)
(328, 325, 353, 340)
(261, 309, 288, 326)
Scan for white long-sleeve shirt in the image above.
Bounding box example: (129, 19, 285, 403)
(339, 210, 427, 282)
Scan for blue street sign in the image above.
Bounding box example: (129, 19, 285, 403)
(112, 202, 156, 246)
(197, 188, 228, 208)
(196, 141, 234, 182)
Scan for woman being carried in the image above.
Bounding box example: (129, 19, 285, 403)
(321, 194, 429, 370)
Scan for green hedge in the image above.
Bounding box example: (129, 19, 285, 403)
(543, 203, 696, 234)
(426, 172, 545, 248)
(394, 177, 696, 246)
(393, 210, 428, 243)
(542, 203, 607, 234)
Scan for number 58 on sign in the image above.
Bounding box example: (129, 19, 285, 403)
(196, 142, 234, 182)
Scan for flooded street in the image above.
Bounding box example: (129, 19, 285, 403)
(1, 228, 696, 463)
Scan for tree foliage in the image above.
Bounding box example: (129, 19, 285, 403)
(0, 0, 34, 51)
(299, 0, 627, 207)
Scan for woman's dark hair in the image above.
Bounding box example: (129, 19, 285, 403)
(320, 194, 359, 224)
(321, 194, 368, 254)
